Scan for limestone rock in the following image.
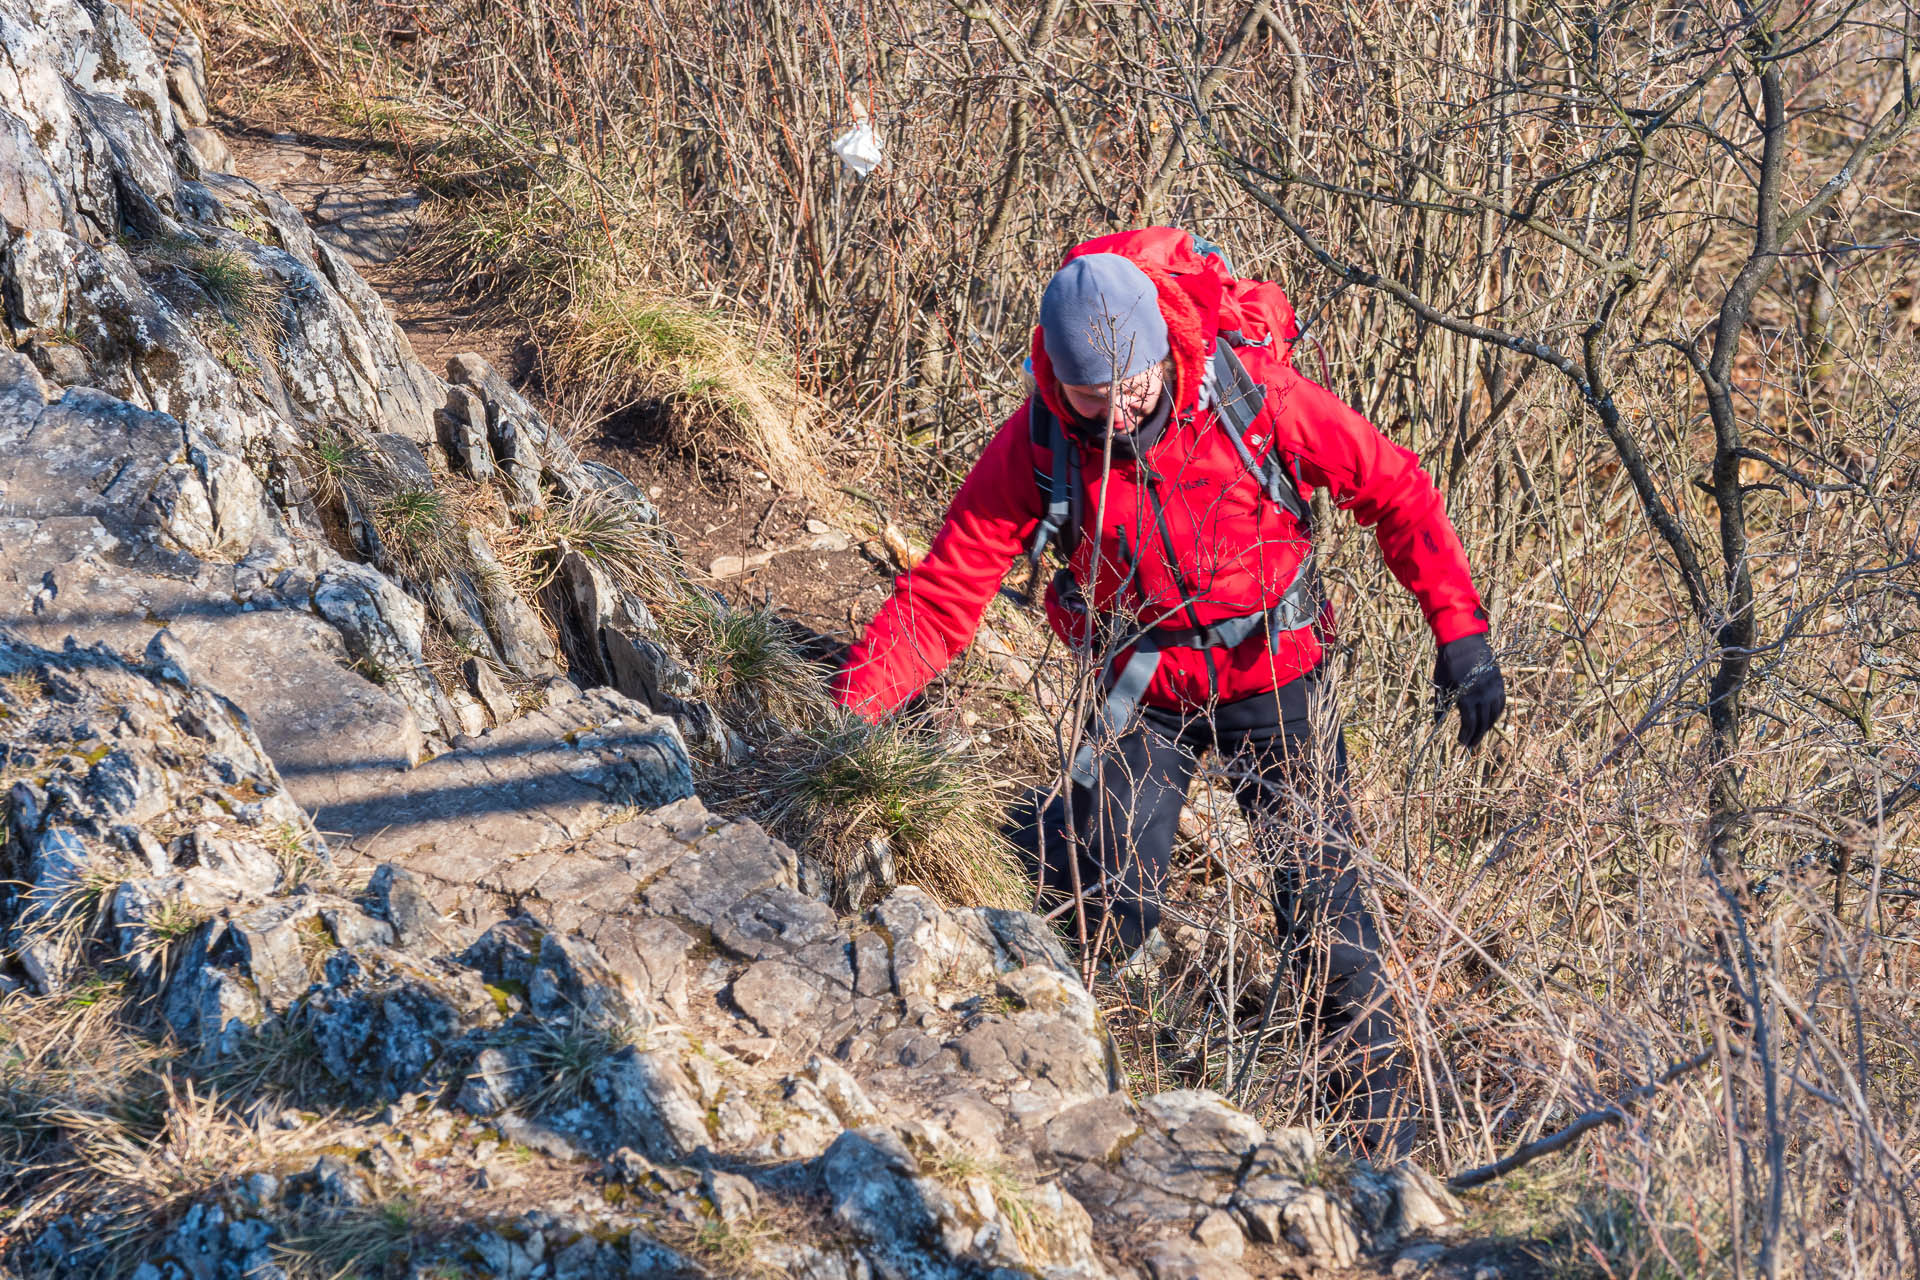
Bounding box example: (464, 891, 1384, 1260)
(530, 932, 649, 1030)
(303, 947, 501, 1099)
(182, 126, 229, 174)
(1282, 1187, 1362, 1268)
(1142, 1239, 1252, 1280)
(437, 383, 495, 481)
(363, 863, 449, 951)
(0, 629, 310, 996)
(1194, 1208, 1247, 1259)
(593, 1044, 711, 1160)
(457, 1044, 536, 1116)
(1045, 1094, 1141, 1165)
(821, 1128, 970, 1279)
(872, 885, 1000, 1003)
(128, 1202, 279, 1280)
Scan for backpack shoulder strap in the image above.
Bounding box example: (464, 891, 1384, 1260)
(1208, 344, 1313, 535)
(1026, 397, 1081, 569)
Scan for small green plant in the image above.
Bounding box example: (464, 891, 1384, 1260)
(146, 898, 209, 945)
(301, 425, 377, 509)
(122, 896, 211, 990)
(224, 208, 273, 245)
(517, 1015, 644, 1113)
(371, 484, 467, 582)
(350, 653, 396, 688)
(187, 247, 284, 340)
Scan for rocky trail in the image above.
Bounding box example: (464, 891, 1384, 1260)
(0, 3, 1537, 1277)
(215, 115, 897, 649)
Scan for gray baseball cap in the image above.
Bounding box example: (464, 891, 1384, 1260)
(1039, 253, 1169, 385)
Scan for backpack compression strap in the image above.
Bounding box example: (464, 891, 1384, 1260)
(1203, 344, 1314, 534)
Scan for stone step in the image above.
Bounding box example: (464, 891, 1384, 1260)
(325, 686, 695, 933)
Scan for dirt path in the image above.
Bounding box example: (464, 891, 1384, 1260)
(217, 120, 897, 652)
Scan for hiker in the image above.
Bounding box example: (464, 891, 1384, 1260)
(832, 229, 1505, 1159)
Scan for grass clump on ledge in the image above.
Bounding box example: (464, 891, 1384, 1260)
(758, 713, 1028, 912)
(561, 282, 825, 501)
(500, 486, 683, 606)
(368, 483, 466, 583)
(668, 593, 831, 731)
(186, 246, 284, 337)
(414, 154, 828, 501)
(298, 423, 377, 510)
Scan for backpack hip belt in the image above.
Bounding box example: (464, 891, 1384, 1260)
(1068, 565, 1319, 788)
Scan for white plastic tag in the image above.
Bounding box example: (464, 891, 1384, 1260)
(830, 120, 884, 177)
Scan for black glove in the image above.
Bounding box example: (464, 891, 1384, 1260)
(1434, 632, 1506, 750)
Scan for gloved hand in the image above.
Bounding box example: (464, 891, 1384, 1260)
(1434, 632, 1506, 750)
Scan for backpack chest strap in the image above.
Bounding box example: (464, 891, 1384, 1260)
(1067, 563, 1319, 787)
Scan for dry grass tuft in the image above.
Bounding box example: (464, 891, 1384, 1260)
(666, 594, 831, 730)
(12, 865, 124, 984)
(560, 285, 826, 499)
(753, 713, 1028, 911)
(408, 142, 834, 501)
(498, 485, 683, 606)
(367, 483, 467, 583)
(272, 1195, 432, 1280)
(296, 423, 379, 511)
(514, 1014, 647, 1114)
(186, 245, 285, 340)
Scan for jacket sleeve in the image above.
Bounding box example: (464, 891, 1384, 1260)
(1270, 370, 1488, 644)
(833, 408, 1044, 719)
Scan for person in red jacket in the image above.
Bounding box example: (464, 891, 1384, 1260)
(833, 235, 1505, 1159)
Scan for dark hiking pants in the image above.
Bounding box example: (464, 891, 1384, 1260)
(1009, 671, 1415, 1161)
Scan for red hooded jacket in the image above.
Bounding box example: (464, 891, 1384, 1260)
(834, 245, 1488, 721)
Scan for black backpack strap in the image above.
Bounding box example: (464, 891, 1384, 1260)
(1026, 398, 1080, 571)
(1209, 345, 1313, 535)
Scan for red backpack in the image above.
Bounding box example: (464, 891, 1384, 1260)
(1063, 227, 1301, 363)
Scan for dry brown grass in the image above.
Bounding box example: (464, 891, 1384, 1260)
(747, 711, 1030, 911)
(494, 484, 684, 607)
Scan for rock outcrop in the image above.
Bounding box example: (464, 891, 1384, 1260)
(3, 627, 1465, 1278)
(0, 3, 1490, 1277)
(0, 0, 714, 822)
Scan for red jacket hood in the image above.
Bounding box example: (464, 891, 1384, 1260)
(1028, 262, 1213, 433)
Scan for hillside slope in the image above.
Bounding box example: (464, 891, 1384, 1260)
(0, 2, 1518, 1277)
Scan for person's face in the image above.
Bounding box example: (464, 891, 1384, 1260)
(1059, 362, 1166, 433)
